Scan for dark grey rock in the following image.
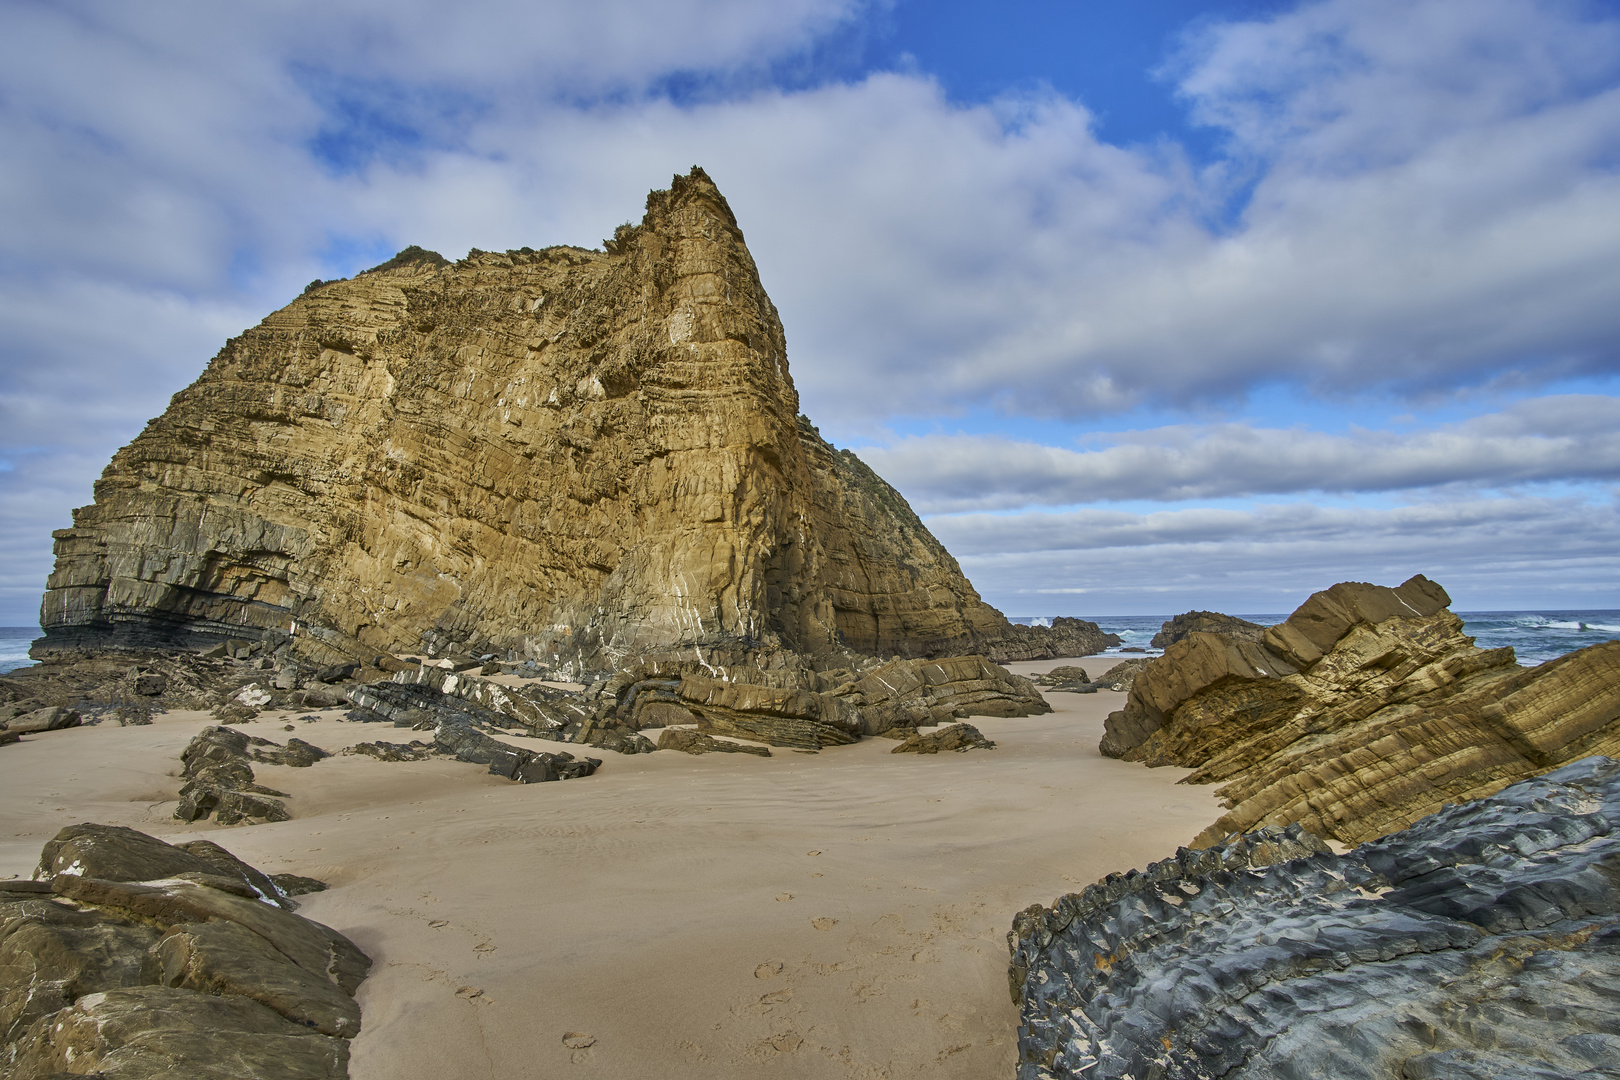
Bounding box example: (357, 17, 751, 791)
(316, 663, 357, 684)
(133, 673, 166, 696)
(176, 727, 301, 824)
(252, 737, 330, 768)
(343, 740, 432, 762)
(1009, 756, 1620, 1080)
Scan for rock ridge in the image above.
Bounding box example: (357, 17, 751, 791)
(34, 167, 1105, 672)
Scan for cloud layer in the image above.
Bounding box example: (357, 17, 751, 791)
(858, 395, 1620, 512)
(935, 493, 1620, 614)
(3, 0, 1619, 621)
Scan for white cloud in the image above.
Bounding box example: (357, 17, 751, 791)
(855, 395, 1620, 511)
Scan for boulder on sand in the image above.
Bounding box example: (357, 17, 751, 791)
(4, 823, 368, 1078)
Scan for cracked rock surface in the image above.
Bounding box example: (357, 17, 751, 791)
(1009, 756, 1620, 1080)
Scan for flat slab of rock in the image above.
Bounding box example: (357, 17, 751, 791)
(1009, 756, 1620, 1080)
(657, 728, 771, 756)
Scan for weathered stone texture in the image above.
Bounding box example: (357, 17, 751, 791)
(35, 168, 1040, 670)
(1100, 574, 1620, 845)
(1009, 756, 1620, 1080)
(1149, 609, 1267, 649)
(3, 824, 366, 1079)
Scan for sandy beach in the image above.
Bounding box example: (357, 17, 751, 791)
(0, 657, 1219, 1079)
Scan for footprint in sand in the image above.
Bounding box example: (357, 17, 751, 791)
(755, 960, 784, 979)
(805, 850, 821, 856)
(759, 988, 793, 1004)
(455, 986, 489, 1004)
(811, 917, 838, 931)
(775, 893, 793, 901)
(770, 1033, 803, 1053)
(429, 920, 448, 928)
(562, 1032, 596, 1049)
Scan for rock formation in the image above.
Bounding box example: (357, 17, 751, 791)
(889, 721, 995, 754)
(657, 728, 772, 757)
(2, 823, 368, 1079)
(174, 725, 332, 824)
(35, 167, 1104, 673)
(355, 651, 1048, 751)
(1101, 574, 1620, 845)
(1009, 756, 1620, 1080)
(1149, 610, 1266, 649)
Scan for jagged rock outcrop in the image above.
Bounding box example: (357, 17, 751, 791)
(2, 823, 367, 1079)
(1101, 574, 1620, 845)
(889, 721, 995, 754)
(1009, 756, 1620, 1080)
(175, 726, 306, 824)
(33, 167, 1099, 673)
(1149, 610, 1266, 649)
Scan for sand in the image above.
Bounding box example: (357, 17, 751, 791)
(0, 656, 1216, 1079)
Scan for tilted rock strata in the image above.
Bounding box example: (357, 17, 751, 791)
(976, 617, 1120, 664)
(1148, 609, 1267, 649)
(657, 727, 772, 756)
(1101, 574, 1620, 845)
(1009, 756, 1620, 1080)
(889, 721, 995, 754)
(36, 167, 1043, 671)
(2, 823, 367, 1079)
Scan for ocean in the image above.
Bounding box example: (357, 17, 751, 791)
(1, 611, 1615, 675)
(1010, 610, 1620, 667)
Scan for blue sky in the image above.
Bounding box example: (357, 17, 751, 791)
(2, 0, 1620, 623)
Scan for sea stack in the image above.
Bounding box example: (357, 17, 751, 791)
(34, 168, 1050, 670)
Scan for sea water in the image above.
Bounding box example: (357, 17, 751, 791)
(1011, 611, 1620, 666)
(0, 626, 38, 675)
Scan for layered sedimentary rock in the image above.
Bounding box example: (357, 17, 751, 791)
(35, 167, 1091, 671)
(1149, 610, 1266, 649)
(1101, 575, 1620, 845)
(351, 650, 1048, 751)
(2, 823, 367, 1079)
(1009, 756, 1620, 1080)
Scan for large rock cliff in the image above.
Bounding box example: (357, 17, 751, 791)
(1101, 574, 1620, 846)
(35, 168, 1069, 670)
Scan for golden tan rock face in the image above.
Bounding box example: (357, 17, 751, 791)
(36, 169, 1014, 668)
(1101, 575, 1620, 845)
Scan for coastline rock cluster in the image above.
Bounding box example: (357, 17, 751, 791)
(1, 823, 367, 1079)
(33, 168, 1109, 675)
(1101, 575, 1620, 845)
(1009, 756, 1620, 1080)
